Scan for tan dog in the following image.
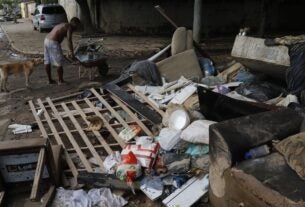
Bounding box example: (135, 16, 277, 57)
(0, 58, 43, 92)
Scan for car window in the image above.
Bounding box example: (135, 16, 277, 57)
(34, 9, 39, 15)
(42, 6, 65, 14)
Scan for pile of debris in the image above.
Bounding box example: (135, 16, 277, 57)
(3, 23, 305, 206)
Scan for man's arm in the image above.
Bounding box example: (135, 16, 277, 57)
(67, 26, 75, 58)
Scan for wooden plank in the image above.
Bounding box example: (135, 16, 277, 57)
(71, 101, 113, 155)
(35, 96, 98, 110)
(127, 83, 165, 116)
(41, 91, 82, 105)
(30, 148, 46, 201)
(0, 191, 5, 207)
(84, 98, 126, 147)
(46, 119, 149, 137)
(29, 100, 48, 138)
(46, 97, 93, 172)
(91, 88, 130, 129)
(104, 84, 162, 124)
(0, 138, 47, 152)
(51, 145, 62, 186)
(67, 143, 121, 153)
(41, 185, 56, 207)
(37, 99, 78, 178)
(40, 105, 122, 123)
(110, 94, 153, 136)
(61, 103, 105, 171)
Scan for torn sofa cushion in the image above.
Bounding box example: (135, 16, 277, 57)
(276, 132, 305, 180)
(156, 49, 203, 82)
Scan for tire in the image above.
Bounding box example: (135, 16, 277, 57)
(97, 62, 109, 77)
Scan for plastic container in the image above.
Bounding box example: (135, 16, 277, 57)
(199, 57, 216, 77)
(244, 144, 270, 160)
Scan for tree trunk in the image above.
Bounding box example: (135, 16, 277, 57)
(75, 0, 94, 33)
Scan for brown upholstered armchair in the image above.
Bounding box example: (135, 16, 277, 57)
(209, 109, 305, 207)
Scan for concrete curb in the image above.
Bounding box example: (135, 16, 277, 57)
(0, 23, 43, 57)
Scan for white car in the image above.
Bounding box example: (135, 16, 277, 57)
(32, 4, 67, 32)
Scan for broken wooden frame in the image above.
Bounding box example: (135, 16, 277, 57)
(29, 87, 164, 182)
(0, 138, 56, 201)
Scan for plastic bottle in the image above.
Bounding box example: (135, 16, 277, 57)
(244, 144, 270, 160)
(199, 58, 215, 77)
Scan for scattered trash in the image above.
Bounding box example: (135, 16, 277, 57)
(8, 123, 32, 134)
(198, 57, 216, 77)
(121, 142, 159, 168)
(52, 187, 128, 207)
(140, 176, 163, 200)
(157, 128, 181, 151)
(244, 144, 270, 160)
(119, 125, 142, 142)
(162, 175, 209, 207)
(116, 151, 142, 193)
(86, 116, 103, 131)
(103, 152, 122, 174)
(168, 109, 190, 130)
(181, 120, 216, 144)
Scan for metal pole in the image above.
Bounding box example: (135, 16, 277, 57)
(193, 0, 202, 43)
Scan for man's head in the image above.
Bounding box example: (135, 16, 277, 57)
(70, 17, 81, 31)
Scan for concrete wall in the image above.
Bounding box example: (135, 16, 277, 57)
(58, 0, 80, 21)
(59, 0, 305, 36)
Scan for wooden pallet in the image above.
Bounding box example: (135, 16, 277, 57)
(29, 88, 162, 180)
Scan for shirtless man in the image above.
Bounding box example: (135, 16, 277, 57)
(44, 17, 80, 84)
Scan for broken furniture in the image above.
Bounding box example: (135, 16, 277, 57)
(0, 138, 60, 203)
(197, 86, 280, 121)
(209, 109, 305, 207)
(29, 87, 163, 185)
(231, 35, 290, 79)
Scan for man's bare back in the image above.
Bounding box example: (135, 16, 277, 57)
(46, 23, 71, 43)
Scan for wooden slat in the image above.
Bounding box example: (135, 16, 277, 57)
(0, 138, 47, 152)
(91, 88, 130, 129)
(61, 103, 105, 171)
(37, 99, 78, 178)
(40, 105, 122, 123)
(41, 185, 56, 207)
(46, 97, 93, 172)
(71, 101, 113, 155)
(67, 143, 120, 153)
(29, 100, 48, 138)
(41, 91, 82, 105)
(84, 98, 126, 147)
(36, 96, 98, 110)
(30, 148, 46, 201)
(46, 119, 149, 137)
(127, 83, 165, 116)
(110, 94, 153, 136)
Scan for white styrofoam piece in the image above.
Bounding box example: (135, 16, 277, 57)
(163, 175, 209, 207)
(140, 185, 163, 201)
(170, 84, 197, 105)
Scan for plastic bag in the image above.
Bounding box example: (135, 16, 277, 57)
(121, 142, 159, 168)
(116, 151, 142, 184)
(235, 82, 285, 102)
(181, 120, 216, 144)
(157, 128, 182, 151)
